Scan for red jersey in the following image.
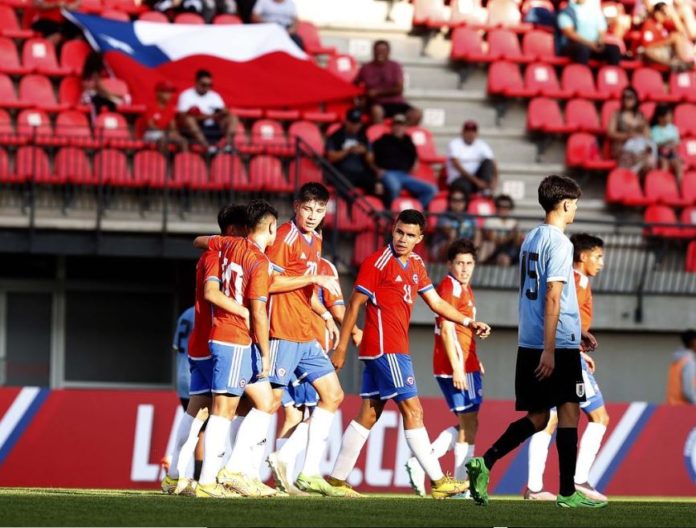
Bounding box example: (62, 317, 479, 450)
(188, 250, 220, 359)
(312, 258, 344, 351)
(355, 245, 433, 359)
(208, 236, 272, 345)
(144, 100, 176, 131)
(574, 269, 593, 333)
(267, 221, 322, 342)
(641, 19, 671, 46)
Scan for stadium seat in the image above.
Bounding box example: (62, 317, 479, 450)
(605, 167, 652, 206)
(524, 62, 570, 98)
(0, 37, 30, 75)
(94, 148, 134, 186)
(213, 13, 242, 24)
(449, 0, 488, 28)
(16, 146, 53, 183)
(412, 0, 449, 27)
(264, 109, 301, 121)
(22, 37, 71, 76)
(56, 110, 98, 148)
(58, 76, 89, 111)
(674, 104, 696, 137)
(288, 157, 323, 187)
(639, 101, 656, 121)
(352, 195, 385, 231)
(0, 147, 20, 183)
(486, 0, 530, 32)
(391, 197, 423, 213)
(174, 12, 204, 24)
(596, 65, 629, 99)
(210, 152, 252, 191)
(95, 112, 143, 149)
(426, 194, 448, 231)
(632, 68, 680, 102)
(54, 147, 94, 185)
(487, 28, 531, 63)
(487, 61, 534, 97)
(561, 64, 602, 100)
(468, 196, 496, 216)
(0, 5, 34, 39)
(681, 171, 696, 204)
(133, 150, 167, 188)
(0, 108, 24, 146)
(521, 30, 568, 65)
(296, 21, 336, 55)
(408, 126, 445, 164)
(325, 54, 359, 83)
(686, 240, 696, 272)
(566, 132, 615, 170)
(301, 109, 338, 124)
(60, 39, 91, 76)
(78, 0, 104, 13)
(103, 0, 145, 14)
(600, 99, 621, 130)
(100, 77, 146, 114)
(644, 169, 690, 207)
(250, 119, 293, 157)
(18, 74, 69, 112)
(643, 204, 681, 237)
(565, 98, 602, 134)
(450, 27, 489, 62)
(679, 138, 696, 169)
(0, 73, 30, 109)
(139, 11, 169, 22)
(352, 230, 384, 267)
(366, 123, 389, 143)
(16, 108, 64, 146)
(100, 9, 130, 21)
(678, 206, 696, 238)
(288, 120, 323, 154)
(323, 195, 354, 231)
(527, 97, 575, 133)
(249, 155, 293, 192)
(669, 71, 696, 104)
(172, 151, 208, 189)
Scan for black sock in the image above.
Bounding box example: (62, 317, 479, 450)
(483, 417, 537, 470)
(194, 460, 203, 481)
(556, 427, 578, 497)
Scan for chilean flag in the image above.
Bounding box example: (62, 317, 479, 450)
(65, 12, 361, 109)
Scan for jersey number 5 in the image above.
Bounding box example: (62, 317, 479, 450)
(520, 251, 539, 300)
(222, 260, 244, 304)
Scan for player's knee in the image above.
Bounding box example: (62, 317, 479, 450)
(324, 385, 344, 409)
(402, 406, 424, 428)
(592, 409, 610, 426)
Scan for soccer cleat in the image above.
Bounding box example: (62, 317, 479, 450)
(523, 488, 557, 501)
(325, 476, 363, 498)
(173, 477, 194, 496)
(195, 482, 240, 498)
(430, 474, 469, 500)
(574, 482, 608, 502)
(217, 468, 262, 497)
(266, 452, 292, 493)
(446, 490, 472, 500)
(160, 474, 177, 494)
(465, 457, 490, 505)
(556, 490, 608, 508)
(251, 478, 280, 497)
(404, 457, 426, 497)
(295, 473, 349, 497)
(177, 479, 198, 498)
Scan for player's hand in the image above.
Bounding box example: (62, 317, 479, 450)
(351, 327, 363, 347)
(315, 275, 341, 297)
(581, 351, 596, 374)
(471, 321, 491, 339)
(535, 350, 555, 380)
(326, 318, 340, 349)
(258, 355, 271, 380)
(331, 345, 347, 372)
(581, 331, 597, 352)
(453, 368, 468, 391)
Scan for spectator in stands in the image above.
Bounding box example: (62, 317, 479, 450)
(608, 87, 655, 176)
(143, 81, 188, 152)
(149, 0, 211, 20)
(634, 0, 696, 41)
(479, 194, 522, 267)
(446, 120, 498, 197)
(666, 329, 696, 404)
(251, 0, 304, 50)
(27, 0, 81, 46)
(177, 69, 237, 154)
(325, 108, 381, 195)
(641, 2, 694, 71)
(651, 103, 683, 180)
(354, 40, 422, 126)
(430, 189, 480, 261)
(373, 113, 436, 209)
(81, 71, 125, 124)
(557, 0, 621, 66)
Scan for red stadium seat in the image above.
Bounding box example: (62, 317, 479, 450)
(669, 71, 696, 103)
(250, 119, 292, 157)
(18, 74, 69, 112)
(681, 171, 696, 204)
(22, 37, 71, 76)
(527, 97, 575, 133)
(487, 61, 534, 97)
(288, 157, 323, 187)
(605, 167, 652, 206)
(95, 112, 143, 149)
(301, 109, 338, 124)
(172, 151, 208, 189)
(325, 53, 359, 83)
(486, 0, 530, 31)
(139, 11, 169, 22)
(249, 155, 292, 192)
(366, 123, 389, 143)
(0, 73, 29, 109)
(78, 0, 104, 13)
(521, 30, 568, 65)
(643, 204, 681, 237)
(600, 99, 621, 130)
(596, 66, 629, 99)
(644, 169, 690, 206)
(16, 146, 53, 183)
(213, 13, 242, 24)
(16, 108, 65, 146)
(264, 109, 301, 121)
(561, 64, 602, 100)
(0, 37, 30, 75)
(639, 101, 656, 121)
(632, 68, 680, 102)
(679, 138, 696, 169)
(210, 153, 251, 191)
(450, 27, 489, 62)
(524, 62, 570, 98)
(58, 76, 88, 111)
(352, 196, 385, 231)
(566, 133, 615, 170)
(679, 206, 696, 238)
(412, 0, 448, 27)
(296, 21, 336, 55)
(0, 5, 34, 39)
(100, 8, 130, 21)
(352, 230, 383, 267)
(0, 108, 24, 146)
(426, 195, 448, 231)
(174, 12, 204, 24)
(56, 110, 98, 147)
(468, 196, 496, 216)
(0, 147, 20, 183)
(95, 148, 134, 186)
(686, 241, 696, 272)
(133, 150, 167, 188)
(324, 195, 353, 231)
(408, 126, 446, 163)
(54, 147, 93, 185)
(391, 197, 423, 213)
(231, 121, 261, 155)
(60, 39, 91, 76)
(674, 104, 696, 137)
(103, 0, 145, 14)
(288, 120, 323, 153)
(100, 77, 146, 114)
(565, 98, 602, 134)
(487, 28, 531, 63)
(450, 0, 488, 28)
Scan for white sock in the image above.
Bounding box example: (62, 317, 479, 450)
(173, 415, 206, 480)
(225, 409, 273, 475)
(275, 437, 288, 451)
(330, 420, 370, 481)
(454, 442, 470, 481)
(528, 430, 552, 492)
(167, 413, 194, 479)
(575, 422, 607, 484)
(278, 421, 309, 465)
(431, 426, 458, 458)
(405, 427, 444, 482)
(300, 406, 335, 476)
(222, 416, 243, 467)
(199, 415, 231, 485)
(248, 430, 270, 479)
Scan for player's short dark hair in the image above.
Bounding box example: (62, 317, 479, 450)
(217, 204, 247, 233)
(681, 329, 696, 348)
(374, 39, 390, 49)
(494, 194, 515, 209)
(196, 69, 212, 81)
(295, 182, 329, 204)
(396, 209, 426, 231)
(538, 175, 582, 213)
(246, 199, 278, 230)
(571, 233, 604, 262)
(447, 238, 477, 262)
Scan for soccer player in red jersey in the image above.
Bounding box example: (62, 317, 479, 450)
(327, 210, 490, 499)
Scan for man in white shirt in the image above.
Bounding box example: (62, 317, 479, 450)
(251, 0, 304, 49)
(177, 69, 237, 153)
(446, 120, 498, 196)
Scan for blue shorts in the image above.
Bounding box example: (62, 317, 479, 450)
(436, 372, 483, 414)
(282, 375, 319, 408)
(579, 355, 605, 413)
(209, 341, 262, 396)
(269, 338, 334, 387)
(188, 356, 213, 395)
(360, 353, 418, 402)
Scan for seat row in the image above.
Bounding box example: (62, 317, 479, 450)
(606, 168, 696, 207)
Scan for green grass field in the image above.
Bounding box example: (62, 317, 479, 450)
(1, 488, 695, 527)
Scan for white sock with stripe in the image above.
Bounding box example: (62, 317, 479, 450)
(330, 420, 370, 481)
(431, 426, 458, 458)
(225, 409, 273, 475)
(199, 414, 231, 485)
(170, 413, 206, 480)
(405, 427, 444, 482)
(454, 442, 472, 481)
(528, 430, 553, 492)
(300, 406, 336, 476)
(574, 422, 607, 484)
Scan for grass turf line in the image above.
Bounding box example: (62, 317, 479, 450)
(0, 489, 695, 527)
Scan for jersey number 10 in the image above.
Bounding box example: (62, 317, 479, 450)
(222, 259, 244, 304)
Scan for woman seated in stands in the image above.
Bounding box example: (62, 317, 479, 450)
(607, 87, 656, 177)
(651, 103, 683, 181)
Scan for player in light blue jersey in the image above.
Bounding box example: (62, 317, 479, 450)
(466, 175, 607, 509)
(173, 306, 195, 408)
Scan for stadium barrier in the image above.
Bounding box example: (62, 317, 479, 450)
(0, 387, 694, 496)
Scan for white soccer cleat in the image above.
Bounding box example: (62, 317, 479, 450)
(575, 482, 608, 502)
(405, 457, 427, 497)
(523, 488, 557, 501)
(266, 452, 292, 493)
(173, 477, 194, 496)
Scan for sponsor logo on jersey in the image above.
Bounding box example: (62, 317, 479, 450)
(395, 275, 403, 282)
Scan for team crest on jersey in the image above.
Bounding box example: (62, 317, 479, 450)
(412, 274, 418, 284)
(406, 376, 415, 386)
(240, 379, 247, 388)
(576, 383, 586, 398)
(278, 368, 287, 377)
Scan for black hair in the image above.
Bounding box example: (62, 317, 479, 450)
(373, 39, 390, 50)
(653, 2, 668, 14)
(246, 199, 278, 230)
(681, 329, 696, 348)
(196, 69, 212, 81)
(396, 209, 426, 231)
(494, 194, 514, 209)
(570, 233, 604, 263)
(447, 238, 477, 262)
(650, 102, 672, 128)
(621, 86, 640, 115)
(218, 204, 247, 233)
(295, 182, 329, 204)
(538, 175, 582, 213)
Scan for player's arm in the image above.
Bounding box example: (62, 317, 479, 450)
(421, 289, 491, 338)
(250, 298, 270, 379)
(328, 303, 363, 347)
(331, 291, 369, 371)
(537, 280, 563, 380)
(193, 235, 212, 249)
(311, 292, 339, 349)
(203, 281, 250, 324)
(440, 320, 467, 391)
(268, 272, 341, 296)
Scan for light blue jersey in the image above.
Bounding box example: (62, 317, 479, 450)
(173, 306, 195, 398)
(518, 224, 581, 349)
